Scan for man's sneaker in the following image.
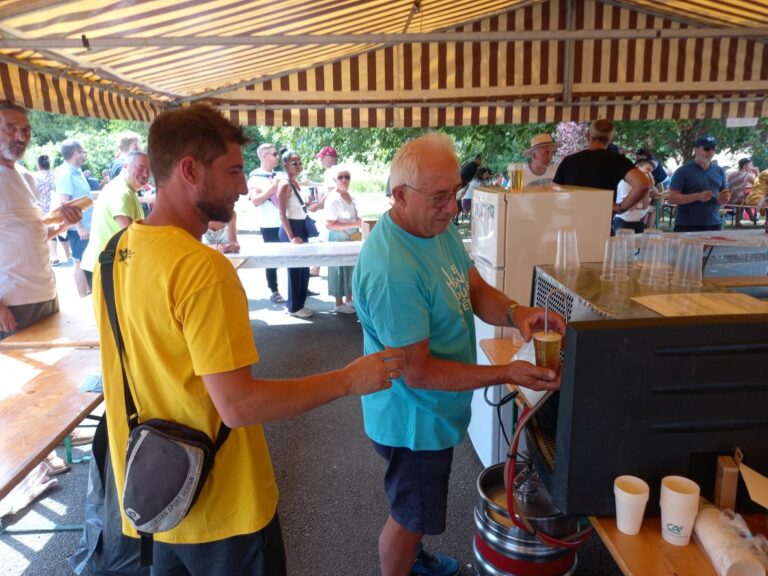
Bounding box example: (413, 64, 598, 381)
(411, 545, 460, 576)
(270, 292, 286, 304)
(286, 307, 314, 318)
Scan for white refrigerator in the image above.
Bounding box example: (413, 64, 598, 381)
(467, 184, 613, 467)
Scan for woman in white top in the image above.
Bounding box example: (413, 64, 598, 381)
(613, 158, 655, 234)
(277, 150, 319, 318)
(325, 166, 361, 314)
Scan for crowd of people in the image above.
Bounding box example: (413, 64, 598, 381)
(3, 98, 767, 576)
(452, 120, 765, 235)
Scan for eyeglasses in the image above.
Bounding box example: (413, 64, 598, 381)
(337, 174, 351, 180)
(403, 183, 462, 208)
(701, 147, 715, 152)
(268, 152, 278, 157)
(288, 160, 302, 166)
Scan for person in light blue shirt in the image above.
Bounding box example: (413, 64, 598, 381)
(54, 138, 93, 297)
(352, 132, 565, 576)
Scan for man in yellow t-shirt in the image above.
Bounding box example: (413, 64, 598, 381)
(92, 104, 404, 576)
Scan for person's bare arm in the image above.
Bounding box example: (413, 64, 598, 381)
(468, 267, 566, 341)
(114, 215, 133, 229)
(614, 168, 653, 213)
(396, 337, 559, 393)
(249, 178, 279, 207)
(202, 349, 404, 427)
(0, 301, 17, 334)
(45, 202, 83, 241)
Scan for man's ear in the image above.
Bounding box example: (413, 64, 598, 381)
(391, 185, 407, 204)
(178, 156, 199, 186)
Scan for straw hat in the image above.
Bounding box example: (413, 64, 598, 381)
(523, 134, 559, 157)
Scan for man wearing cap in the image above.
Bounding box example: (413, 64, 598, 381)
(553, 119, 652, 230)
(520, 134, 559, 187)
(668, 135, 730, 232)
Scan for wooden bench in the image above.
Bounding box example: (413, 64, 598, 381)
(0, 296, 98, 351)
(0, 346, 102, 500)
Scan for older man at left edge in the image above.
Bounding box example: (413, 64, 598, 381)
(0, 100, 82, 339)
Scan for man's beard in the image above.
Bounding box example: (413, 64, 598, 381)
(196, 181, 233, 223)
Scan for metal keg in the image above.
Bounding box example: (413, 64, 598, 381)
(474, 463, 579, 576)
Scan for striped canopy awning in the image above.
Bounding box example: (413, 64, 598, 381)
(0, 0, 766, 126)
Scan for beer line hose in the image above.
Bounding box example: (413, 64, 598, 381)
(504, 391, 594, 550)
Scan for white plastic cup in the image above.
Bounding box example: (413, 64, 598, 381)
(671, 239, 704, 288)
(614, 476, 649, 535)
(555, 227, 580, 270)
(601, 237, 630, 281)
(660, 476, 701, 546)
(638, 236, 670, 286)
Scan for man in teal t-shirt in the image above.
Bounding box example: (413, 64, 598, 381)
(352, 132, 565, 576)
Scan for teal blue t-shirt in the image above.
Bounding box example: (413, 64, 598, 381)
(352, 212, 476, 451)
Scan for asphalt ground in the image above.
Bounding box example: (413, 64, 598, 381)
(1, 235, 766, 576)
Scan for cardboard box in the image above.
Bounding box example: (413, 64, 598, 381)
(361, 219, 378, 239)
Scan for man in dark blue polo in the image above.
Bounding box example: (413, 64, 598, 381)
(668, 135, 731, 232)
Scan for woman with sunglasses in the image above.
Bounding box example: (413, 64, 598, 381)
(325, 166, 362, 314)
(277, 150, 317, 318)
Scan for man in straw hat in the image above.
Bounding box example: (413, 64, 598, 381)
(518, 133, 560, 187)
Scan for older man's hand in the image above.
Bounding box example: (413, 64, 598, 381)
(0, 301, 18, 334)
(512, 306, 566, 342)
(58, 202, 83, 227)
(506, 360, 560, 391)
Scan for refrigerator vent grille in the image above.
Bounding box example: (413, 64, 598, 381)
(533, 275, 574, 321)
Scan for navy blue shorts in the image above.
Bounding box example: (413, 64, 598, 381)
(66, 228, 89, 262)
(371, 440, 453, 535)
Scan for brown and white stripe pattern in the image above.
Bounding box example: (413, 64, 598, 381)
(219, 0, 768, 126)
(0, 61, 159, 121)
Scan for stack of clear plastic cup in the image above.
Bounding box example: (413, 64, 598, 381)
(615, 229, 637, 268)
(638, 236, 670, 286)
(555, 227, 580, 270)
(660, 475, 701, 546)
(601, 237, 630, 281)
(638, 229, 663, 266)
(671, 239, 704, 288)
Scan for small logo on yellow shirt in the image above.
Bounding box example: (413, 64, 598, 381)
(118, 247, 134, 263)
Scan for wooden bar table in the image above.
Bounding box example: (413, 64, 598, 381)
(478, 338, 766, 576)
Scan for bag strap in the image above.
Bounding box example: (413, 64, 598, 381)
(289, 181, 308, 213)
(98, 229, 231, 452)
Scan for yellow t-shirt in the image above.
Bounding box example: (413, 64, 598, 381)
(93, 222, 278, 544)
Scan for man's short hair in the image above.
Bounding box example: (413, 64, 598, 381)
(589, 119, 616, 144)
(37, 154, 50, 171)
(257, 142, 276, 158)
(738, 158, 752, 169)
(0, 100, 27, 115)
(148, 104, 249, 186)
(116, 131, 141, 154)
(61, 139, 83, 160)
(124, 150, 148, 167)
(390, 132, 458, 190)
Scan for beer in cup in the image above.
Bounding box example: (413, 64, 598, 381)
(510, 163, 525, 191)
(533, 331, 562, 371)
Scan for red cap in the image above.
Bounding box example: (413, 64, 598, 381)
(315, 146, 337, 159)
